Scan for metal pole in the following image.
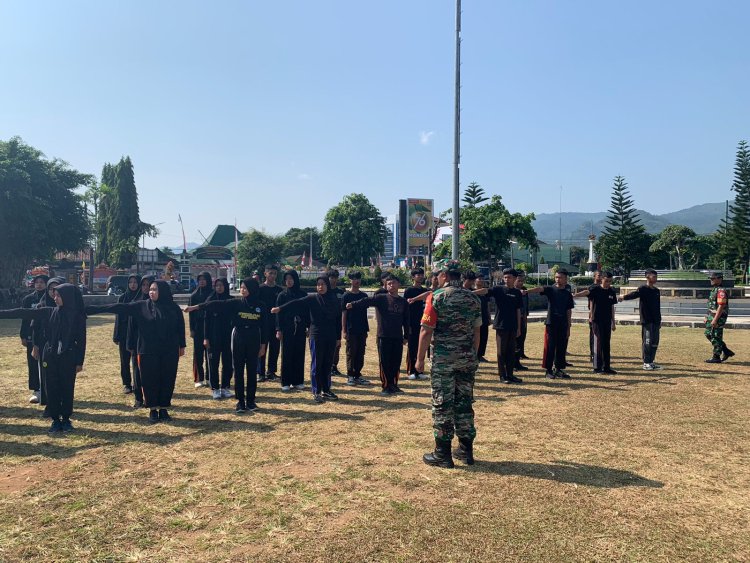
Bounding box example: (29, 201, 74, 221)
(451, 0, 462, 260)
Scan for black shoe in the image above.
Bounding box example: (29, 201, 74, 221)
(133, 399, 144, 409)
(478, 357, 490, 363)
(41, 406, 51, 419)
(453, 438, 474, 465)
(392, 386, 404, 394)
(123, 385, 133, 395)
(321, 391, 338, 401)
(313, 393, 325, 403)
(330, 367, 342, 376)
(545, 370, 557, 379)
(603, 368, 617, 375)
(48, 419, 63, 433)
(705, 357, 722, 364)
(556, 369, 571, 379)
(380, 388, 395, 396)
(500, 377, 512, 384)
(507, 375, 523, 384)
(520, 354, 530, 360)
(257, 375, 267, 383)
(593, 368, 603, 374)
(423, 440, 455, 468)
(266, 373, 276, 381)
(60, 417, 74, 432)
(148, 410, 159, 424)
(721, 349, 735, 362)
(514, 363, 529, 371)
(158, 409, 172, 421)
(247, 402, 258, 411)
(565, 361, 574, 367)
(235, 401, 247, 413)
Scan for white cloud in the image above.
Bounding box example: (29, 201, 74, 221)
(419, 131, 435, 145)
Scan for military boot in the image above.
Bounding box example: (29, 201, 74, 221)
(423, 440, 455, 468)
(705, 355, 722, 363)
(721, 345, 735, 362)
(453, 438, 474, 465)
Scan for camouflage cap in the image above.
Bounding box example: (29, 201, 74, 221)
(432, 259, 463, 274)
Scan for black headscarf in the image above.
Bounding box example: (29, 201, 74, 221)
(281, 270, 306, 299)
(190, 271, 213, 305)
(206, 277, 230, 302)
(47, 283, 86, 355)
(40, 277, 65, 308)
(122, 274, 142, 303)
(241, 277, 261, 306)
(149, 279, 179, 343)
(139, 275, 155, 301)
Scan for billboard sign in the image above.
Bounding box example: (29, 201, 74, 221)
(407, 198, 434, 256)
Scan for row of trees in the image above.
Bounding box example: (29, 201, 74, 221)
(595, 140, 750, 275)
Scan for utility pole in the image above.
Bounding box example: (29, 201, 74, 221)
(451, 0, 462, 260)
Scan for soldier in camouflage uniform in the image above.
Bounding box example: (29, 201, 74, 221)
(415, 259, 482, 468)
(704, 272, 734, 363)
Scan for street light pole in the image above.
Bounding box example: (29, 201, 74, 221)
(451, 0, 462, 260)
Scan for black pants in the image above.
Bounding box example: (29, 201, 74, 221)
(280, 328, 306, 387)
(346, 333, 367, 378)
(207, 340, 233, 390)
(495, 330, 517, 379)
(477, 324, 489, 359)
(26, 342, 40, 391)
(332, 340, 341, 372)
(591, 320, 612, 370)
(44, 349, 77, 419)
(258, 335, 280, 376)
(405, 327, 420, 375)
(118, 339, 132, 387)
(192, 333, 207, 383)
(310, 337, 335, 394)
(378, 337, 403, 391)
(232, 328, 261, 404)
(138, 351, 179, 408)
(543, 322, 568, 371)
(642, 323, 660, 364)
(588, 322, 595, 360)
(516, 317, 527, 359)
(130, 350, 143, 402)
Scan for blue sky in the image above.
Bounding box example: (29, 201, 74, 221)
(2, 1, 748, 249)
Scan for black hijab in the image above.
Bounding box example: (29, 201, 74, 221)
(122, 274, 141, 303)
(41, 277, 65, 308)
(149, 279, 179, 342)
(241, 277, 260, 306)
(48, 283, 86, 355)
(139, 275, 155, 301)
(206, 277, 230, 302)
(190, 271, 213, 305)
(281, 270, 306, 299)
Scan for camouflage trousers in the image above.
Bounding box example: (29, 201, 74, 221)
(704, 316, 727, 357)
(430, 365, 476, 446)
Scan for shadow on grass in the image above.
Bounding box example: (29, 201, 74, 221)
(471, 460, 664, 488)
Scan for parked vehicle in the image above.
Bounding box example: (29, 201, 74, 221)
(106, 275, 130, 296)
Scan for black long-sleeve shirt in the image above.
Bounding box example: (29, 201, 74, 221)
(0, 307, 86, 366)
(200, 298, 269, 344)
(622, 284, 661, 325)
(19, 290, 44, 341)
(278, 293, 342, 340)
(86, 301, 186, 354)
(350, 293, 409, 339)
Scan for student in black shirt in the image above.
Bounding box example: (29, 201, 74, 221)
(346, 275, 409, 396)
(513, 271, 530, 368)
(527, 269, 575, 379)
(257, 265, 283, 382)
(620, 268, 662, 370)
(474, 275, 491, 363)
(404, 267, 429, 379)
(20, 274, 48, 404)
(126, 275, 154, 408)
(188, 271, 212, 388)
(485, 268, 523, 384)
(1, 284, 87, 433)
(203, 277, 234, 399)
(341, 271, 371, 386)
(327, 270, 346, 376)
(114, 274, 141, 395)
(275, 270, 309, 391)
(577, 271, 617, 374)
(272, 276, 342, 403)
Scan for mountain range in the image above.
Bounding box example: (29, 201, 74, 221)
(532, 202, 727, 246)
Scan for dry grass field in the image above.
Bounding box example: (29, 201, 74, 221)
(0, 315, 748, 562)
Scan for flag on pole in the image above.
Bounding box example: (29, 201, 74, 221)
(301, 250, 306, 267)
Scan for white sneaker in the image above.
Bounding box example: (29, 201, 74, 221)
(211, 389, 222, 400)
(220, 388, 234, 398)
(194, 382, 204, 388)
(643, 363, 655, 371)
(408, 373, 418, 380)
(294, 384, 305, 390)
(29, 391, 40, 404)
(416, 373, 429, 380)
(281, 385, 291, 392)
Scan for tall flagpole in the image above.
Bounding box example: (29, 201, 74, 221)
(452, 0, 462, 260)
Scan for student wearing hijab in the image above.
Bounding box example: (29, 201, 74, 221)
(1, 284, 87, 433)
(114, 274, 141, 394)
(127, 275, 154, 408)
(185, 278, 268, 413)
(87, 280, 186, 424)
(20, 274, 48, 404)
(203, 277, 234, 400)
(32, 277, 64, 412)
(272, 276, 341, 403)
(189, 271, 213, 388)
(275, 269, 309, 391)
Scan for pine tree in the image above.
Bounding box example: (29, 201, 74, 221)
(461, 181, 489, 208)
(599, 176, 649, 276)
(720, 140, 750, 270)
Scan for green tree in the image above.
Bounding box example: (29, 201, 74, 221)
(461, 195, 537, 262)
(237, 229, 284, 277)
(321, 193, 386, 265)
(597, 176, 649, 275)
(0, 137, 91, 287)
(649, 225, 697, 270)
(719, 140, 750, 271)
(569, 245, 587, 266)
(281, 227, 324, 261)
(461, 181, 489, 208)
